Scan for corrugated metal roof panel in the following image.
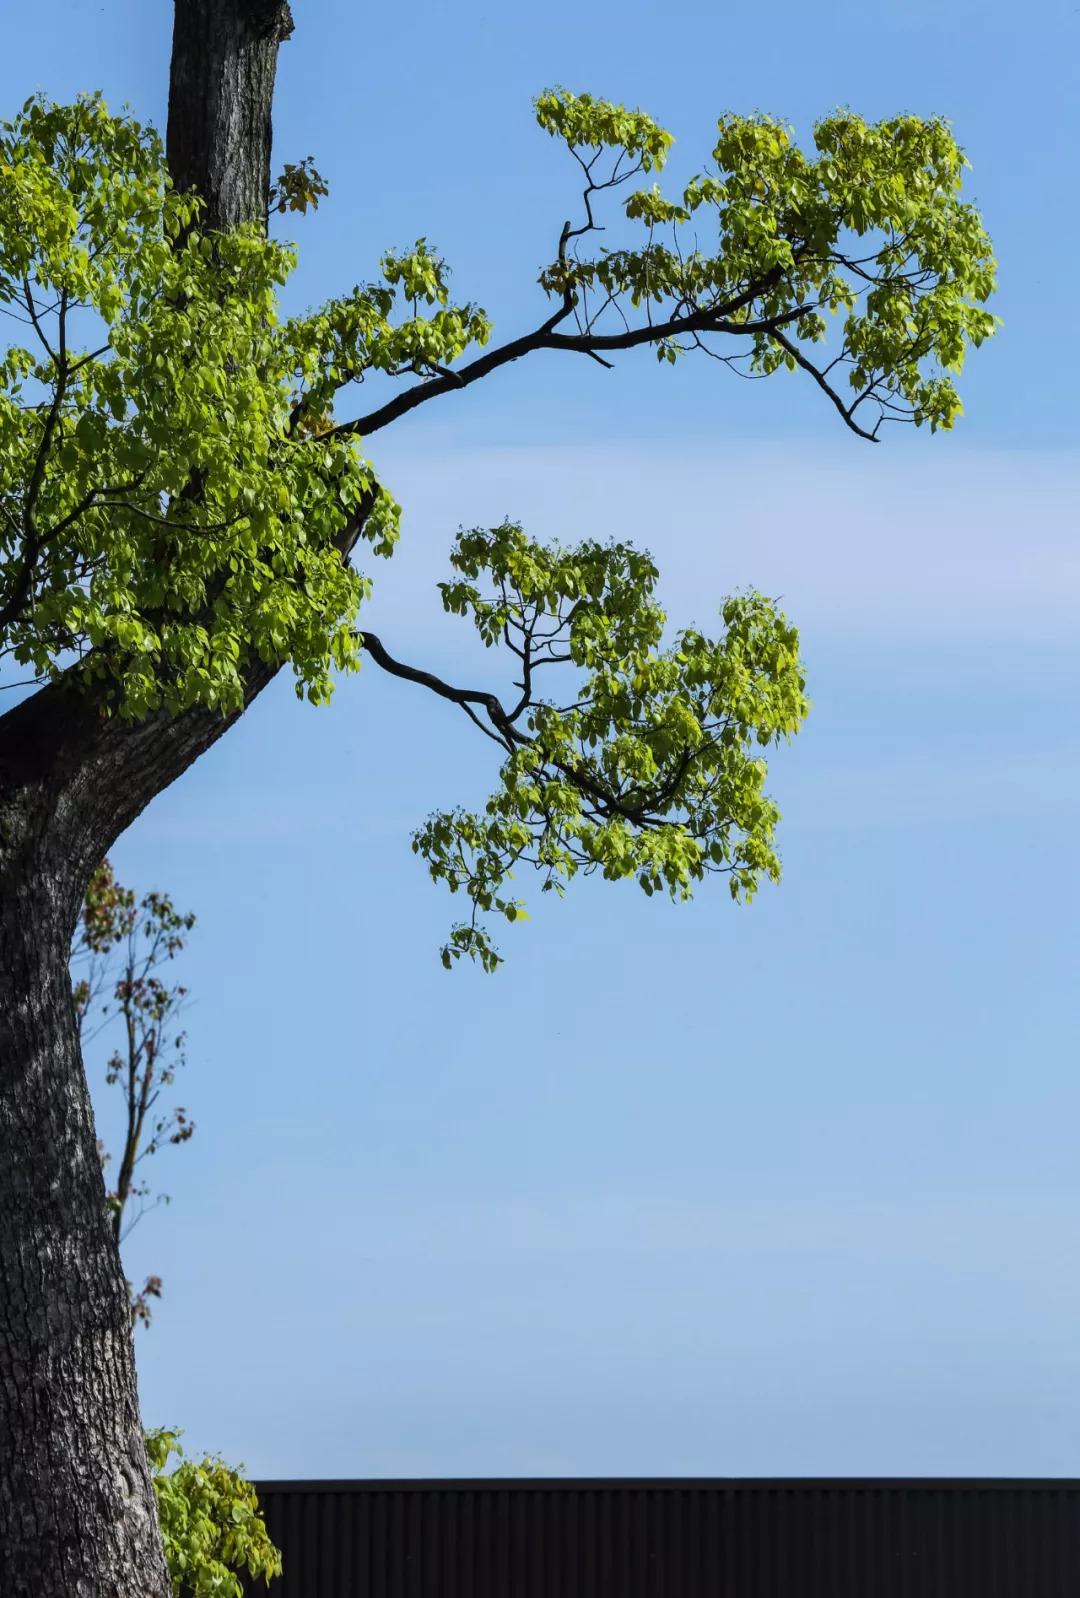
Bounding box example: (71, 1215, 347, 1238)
(245, 1479, 1080, 1598)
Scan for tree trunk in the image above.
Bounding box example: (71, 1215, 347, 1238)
(0, 2, 294, 1589)
(0, 673, 278, 1598)
(0, 833, 169, 1597)
(168, 0, 295, 232)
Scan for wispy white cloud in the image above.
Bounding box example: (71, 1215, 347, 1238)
(363, 438, 1080, 646)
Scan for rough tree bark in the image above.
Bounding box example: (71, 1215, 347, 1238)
(0, 4, 293, 1592)
(167, 0, 295, 233)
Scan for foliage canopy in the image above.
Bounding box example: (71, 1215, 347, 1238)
(0, 88, 996, 962)
(416, 523, 807, 969)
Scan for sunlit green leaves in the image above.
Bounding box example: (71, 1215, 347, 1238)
(0, 97, 487, 717)
(0, 90, 995, 726)
(535, 92, 998, 436)
(0, 88, 994, 969)
(534, 89, 673, 171)
(148, 1430, 281, 1597)
(415, 521, 809, 970)
(268, 155, 328, 217)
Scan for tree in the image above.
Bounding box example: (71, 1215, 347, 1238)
(0, 2, 996, 1591)
(72, 860, 196, 1328)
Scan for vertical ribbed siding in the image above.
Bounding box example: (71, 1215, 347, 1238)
(246, 1480, 1080, 1598)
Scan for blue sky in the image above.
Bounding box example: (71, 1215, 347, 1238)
(4, 0, 1079, 1477)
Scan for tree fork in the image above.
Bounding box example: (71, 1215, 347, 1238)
(0, 3, 290, 1590)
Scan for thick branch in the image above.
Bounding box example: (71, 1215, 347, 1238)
(336, 293, 808, 441)
(358, 631, 519, 749)
(357, 631, 672, 826)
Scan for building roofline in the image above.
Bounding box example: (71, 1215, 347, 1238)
(251, 1476, 1080, 1494)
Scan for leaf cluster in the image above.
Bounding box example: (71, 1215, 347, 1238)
(0, 97, 492, 715)
(535, 90, 997, 434)
(268, 154, 328, 217)
(147, 1430, 282, 1597)
(413, 521, 808, 970)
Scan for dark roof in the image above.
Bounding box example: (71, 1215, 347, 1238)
(247, 1476, 1080, 1597)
